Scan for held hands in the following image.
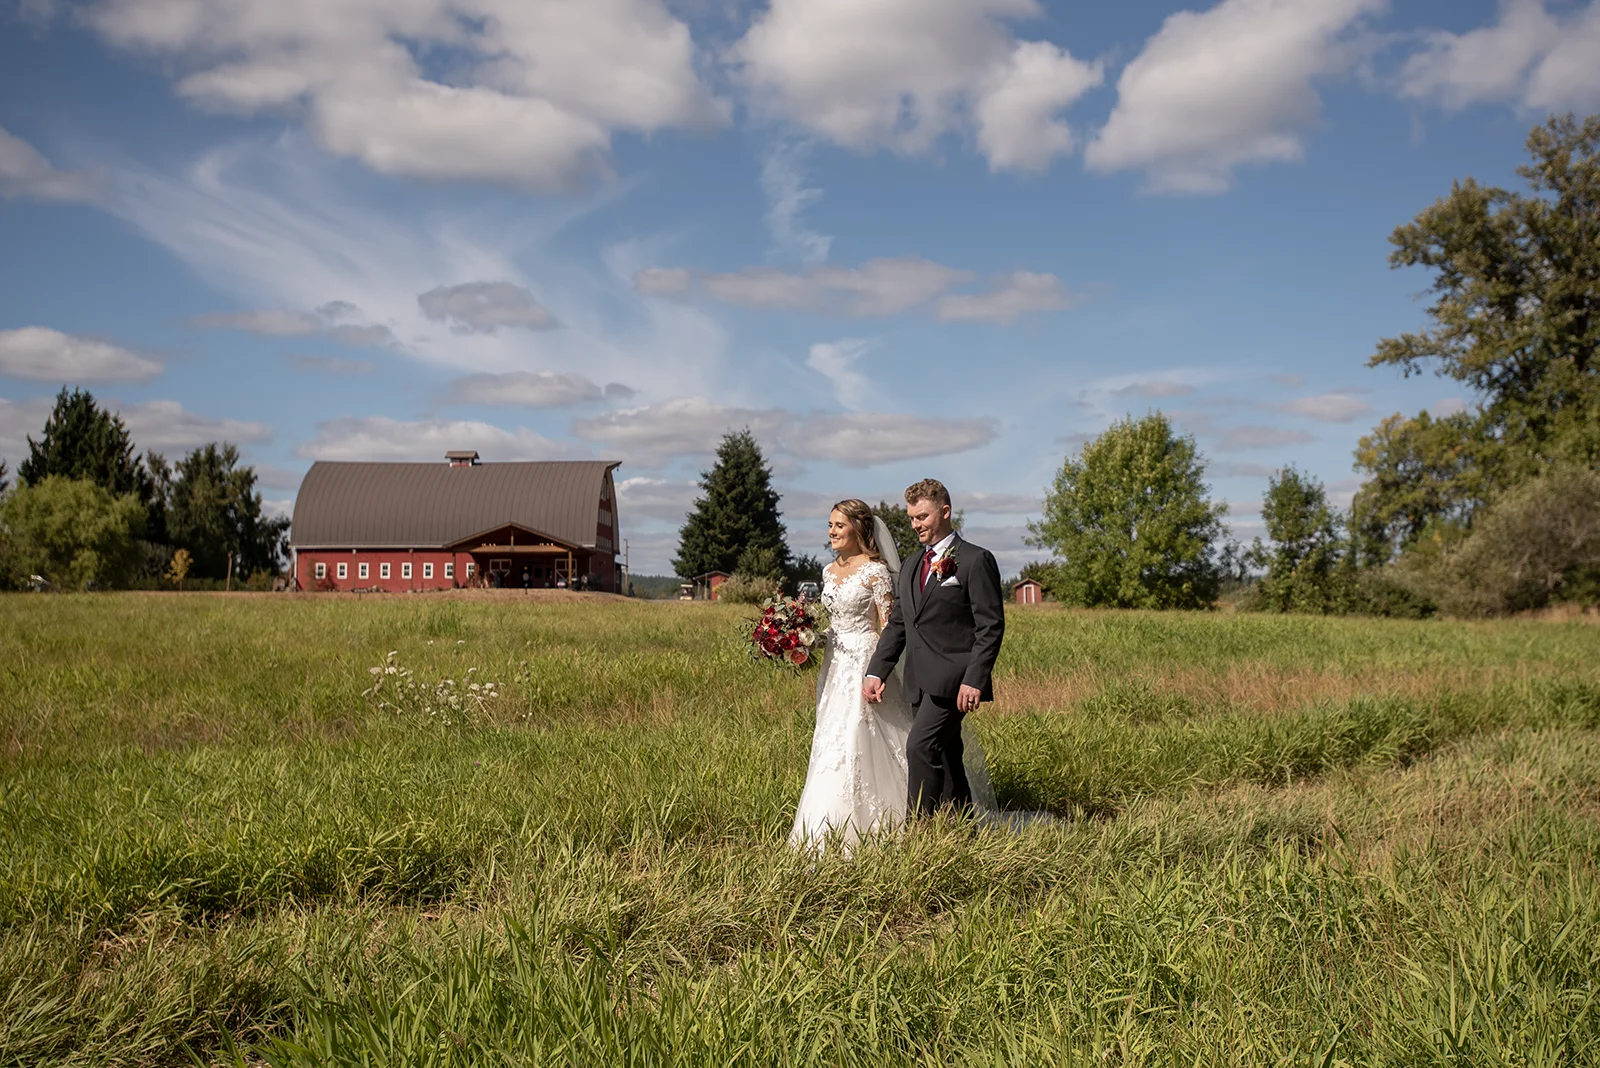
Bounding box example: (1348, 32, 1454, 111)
(862, 677, 885, 704)
(957, 684, 982, 713)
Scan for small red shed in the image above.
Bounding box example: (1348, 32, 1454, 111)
(1013, 579, 1045, 604)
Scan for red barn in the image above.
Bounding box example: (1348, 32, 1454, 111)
(289, 452, 623, 593)
(1013, 578, 1045, 604)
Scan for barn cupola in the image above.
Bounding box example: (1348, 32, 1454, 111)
(446, 450, 481, 467)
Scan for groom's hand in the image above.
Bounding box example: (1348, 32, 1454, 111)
(862, 676, 885, 703)
(957, 684, 982, 713)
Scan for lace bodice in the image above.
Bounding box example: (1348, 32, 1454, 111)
(822, 561, 894, 651)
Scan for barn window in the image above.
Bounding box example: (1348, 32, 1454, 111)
(380, 562, 391, 579)
(466, 562, 476, 578)
(402, 562, 412, 579)
(359, 562, 369, 580)
(337, 562, 348, 580)
(423, 562, 434, 579)
(599, 508, 611, 527)
(444, 562, 454, 579)
(315, 562, 326, 580)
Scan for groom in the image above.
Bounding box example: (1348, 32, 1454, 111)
(864, 479, 1006, 817)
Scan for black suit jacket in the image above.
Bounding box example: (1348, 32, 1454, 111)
(867, 534, 1005, 702)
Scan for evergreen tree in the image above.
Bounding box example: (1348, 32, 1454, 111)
(1027, 412, 1225, 609)
(0, 459, 9, 495)
(673, 430, 789, 579)
(167, 443, 287, 581)
(20, 387, 151, 500)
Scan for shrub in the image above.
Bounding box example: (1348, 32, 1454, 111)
(717, 574, 780, 604)
(1428, 466, 1600, 616)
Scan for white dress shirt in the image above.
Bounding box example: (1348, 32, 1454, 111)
(866, 530, 958, 684)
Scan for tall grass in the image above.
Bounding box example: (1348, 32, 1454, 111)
(2, 595, 1597, 1065)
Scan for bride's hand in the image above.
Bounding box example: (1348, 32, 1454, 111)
(862, 677, 885, 704)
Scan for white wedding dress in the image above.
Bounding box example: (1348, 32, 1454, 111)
(789, 561, 1000, 852)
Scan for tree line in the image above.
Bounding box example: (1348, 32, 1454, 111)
(674, 115, 1599, 619)
(1026, 114, 1599, 618)
(0, 387, 287, 590)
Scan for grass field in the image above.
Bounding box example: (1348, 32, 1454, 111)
(3, 593, 1599, 1066)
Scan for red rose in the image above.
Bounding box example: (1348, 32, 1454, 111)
(788, 648, 808, 666)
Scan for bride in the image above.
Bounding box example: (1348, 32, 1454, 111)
(789, 498, 998, 852)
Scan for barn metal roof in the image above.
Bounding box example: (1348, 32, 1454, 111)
(290, 460, 620, 550)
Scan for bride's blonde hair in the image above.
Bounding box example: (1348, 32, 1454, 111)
(830, 499, 883, 562)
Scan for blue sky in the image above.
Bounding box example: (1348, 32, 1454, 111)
(3, 0, 1598, 575)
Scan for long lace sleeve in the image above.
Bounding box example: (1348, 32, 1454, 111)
(866, 565, 894, 630)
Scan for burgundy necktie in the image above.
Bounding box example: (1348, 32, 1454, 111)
(919, 550, 933, 589)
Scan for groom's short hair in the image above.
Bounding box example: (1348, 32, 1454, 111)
(905, 479, 950, 509)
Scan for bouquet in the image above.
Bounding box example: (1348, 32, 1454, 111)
(744, 593, 825, 671)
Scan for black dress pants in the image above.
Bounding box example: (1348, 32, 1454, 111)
(906, 690, 971, 817)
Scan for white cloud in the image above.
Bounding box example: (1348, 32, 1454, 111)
(1214, 424, 1315, 451)
(961, 491, 1042, 514)
(326, 323, 401, 348)
(418, 281, 557, 333)
(1432, 396, 1468, 416)
(190, 309, 321, 335)
(262, 497, 294, 519)
(0, 395, 54, 464)
(792, 412, 998, 467)
(704, 257, 975, 316)
(975, 40, 1105, 172)
(1112, 379, 1196, 398)
(296, 415, 577, 462)
(0, 327, 163, 383)
(445, 371, 606, 408)
(1272, 391, 1373, 422)
(0, 125, 100, 202)
(1085, 0, 1383, 193)
(614, 476, 699, 522)
(633, 267, 692, 296)
(806, 338, 875, 409)
(1400, 0, 1600, 113)
(287, 354, 376, 375)
(731, 0, 1100, 173)
(1214, 460, 1279, 477)
(253, 464, 305, 490)
(572, 396, 791, 460)
(760, 140, 833, 265)
(118, 400, 274, 452)
(936, 271, 1081, 324)
(86, 0, 726, 192)
(192, 304, 400, 347)
(572, 395, 997, 466)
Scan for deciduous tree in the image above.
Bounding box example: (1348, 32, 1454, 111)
(1027, 413, 1225, 609)
(1359, 114, 1600, 541)
(0, 476, 145, 589)
(1248, 467, 1349, 613)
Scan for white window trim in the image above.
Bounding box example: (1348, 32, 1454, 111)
(337, 562, 348, 579)
(444, 562, 454, 578)
(315, 562, 326, 579)
(465, 562, 476, 577)
(423, 562, 434, 579)
(402, 562, 412, 579)
(358, 562, 369, 580)
(380, 562, 391, 579)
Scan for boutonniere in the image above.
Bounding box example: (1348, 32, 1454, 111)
(929, 547, 958, 582)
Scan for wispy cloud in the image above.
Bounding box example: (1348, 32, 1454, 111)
(759, 139, 832, 265)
